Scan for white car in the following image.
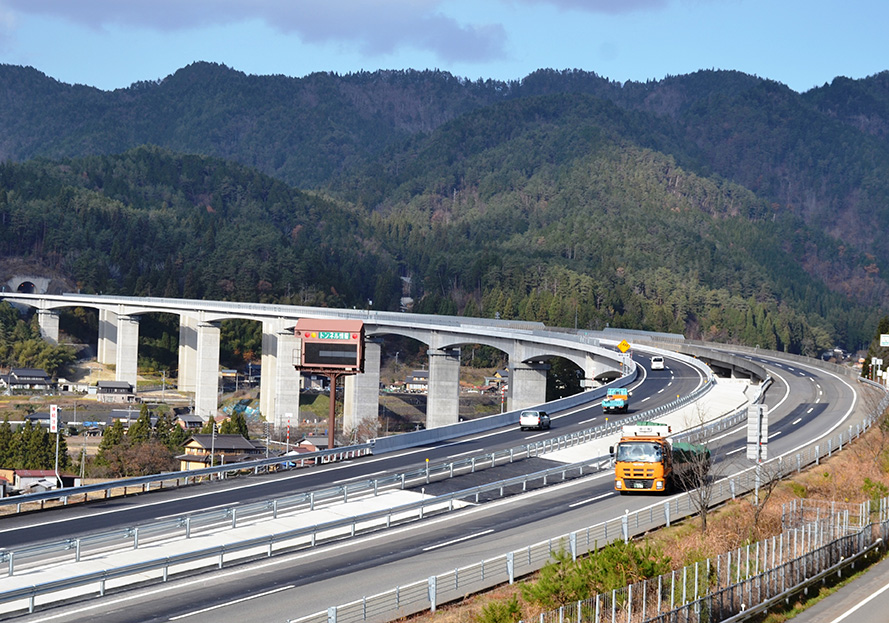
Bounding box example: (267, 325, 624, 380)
(519, 410, 551, 431)
(651, 356, 666, 370)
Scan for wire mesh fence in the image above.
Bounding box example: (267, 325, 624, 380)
(290, 381, 889, 623)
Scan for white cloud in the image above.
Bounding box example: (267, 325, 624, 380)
(1, 0, 508, 63)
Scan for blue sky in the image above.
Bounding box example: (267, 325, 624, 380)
(0, 0, 885, 93)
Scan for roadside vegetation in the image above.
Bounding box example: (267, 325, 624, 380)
(405, 384, 889, 623)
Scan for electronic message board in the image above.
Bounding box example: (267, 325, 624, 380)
(294, 319, 365, 373)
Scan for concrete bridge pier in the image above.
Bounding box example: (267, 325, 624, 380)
(177, 315, 198, 393)
(37, 309, 60, 345)
(193, 321, 221, 419)
(343, 340, 382, 437)
(97, 309, 118, 365)
(260, 321, 301, 432)
(427, 347, 460, 428)
(115, 314, 140, 388)
(508, 360, 550, 411)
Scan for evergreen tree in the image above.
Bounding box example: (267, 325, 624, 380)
(98, 419, 127, 465)
(220, 411, 249, 438)
(0, 416, 13, 466)
(127, 404, 153, 444)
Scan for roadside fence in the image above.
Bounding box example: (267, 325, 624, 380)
(288, 379, 888, 623)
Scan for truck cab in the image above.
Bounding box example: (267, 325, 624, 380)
(610, 422, 672, 493)
(602, 387, 630, 413)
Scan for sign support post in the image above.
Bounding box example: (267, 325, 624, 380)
(294, 319, 365, 450)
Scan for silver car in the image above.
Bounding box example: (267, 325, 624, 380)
(519, 410, 551, 431)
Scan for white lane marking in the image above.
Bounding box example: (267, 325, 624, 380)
(792, 418, 802, 425)
(155, 501, 239, 520)
(168, 584, 295, 619)
(768, 431, 782, 439)
(569, 492, 615, 508)
(823, 575, 889, 623)
(726, 447, 745, 455)
(0, 397, 604, 535)
(422, 529, 495, 552)
(448, 449, 481, 458)
(23, 472, 617, 622)
(525, 432, 550, 439)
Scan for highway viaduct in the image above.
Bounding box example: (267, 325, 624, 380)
(0, 293, 629, 435)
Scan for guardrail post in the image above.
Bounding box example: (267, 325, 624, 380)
(570, 532, 577, 561)
(75, 539, 81, 562)
(507, 551, 515, 584)
(310, 492, 315, 510)
(665, 501, 671, 527)
(8, 551, 14, 576)
(133, 527, 139, 549)
(622, 512, 629, 542)
(273, 499, 278, 519)
(231, 508, 237, 529)
(428, 576, 437, 613)
(816, 445, 820, 464)
(344, 485, 349, 504)
(327, 606, 337, 623)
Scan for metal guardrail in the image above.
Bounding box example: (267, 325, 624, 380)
(285, 378, 886, 623)
(0, 365, 726, 613)
(0, 444, 373, 512)
(0, 334, 719, 512)
(0, 375, 718, 578)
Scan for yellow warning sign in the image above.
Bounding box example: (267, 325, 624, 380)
(617, 340, 631, 353)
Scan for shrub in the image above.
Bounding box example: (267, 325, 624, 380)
(475, 595, 522, 623)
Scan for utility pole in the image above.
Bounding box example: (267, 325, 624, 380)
(210, 420, 216, 468)
(50, 405, 61, 489)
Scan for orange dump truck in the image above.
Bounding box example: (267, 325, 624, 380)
(609, 421, 710, 494)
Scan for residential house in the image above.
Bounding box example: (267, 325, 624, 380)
(96, 380, 135, 403)
(0, 368, 55, 394)
(0, 469, 81, 493)
(174, 413, 205, 431)
(176, 434, 265, 471)
(405, 370, 428, 393)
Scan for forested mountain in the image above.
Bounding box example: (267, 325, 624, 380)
(2, 62, 889, 355)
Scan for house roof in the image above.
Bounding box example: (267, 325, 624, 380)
(175, 414, 205, 424)
(183, 434, 257, 451)
(14, 470, 59, 478)
(10, 368, 49, 378)
(97, 380, 134, 390)
(406, 370, 428, 382)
